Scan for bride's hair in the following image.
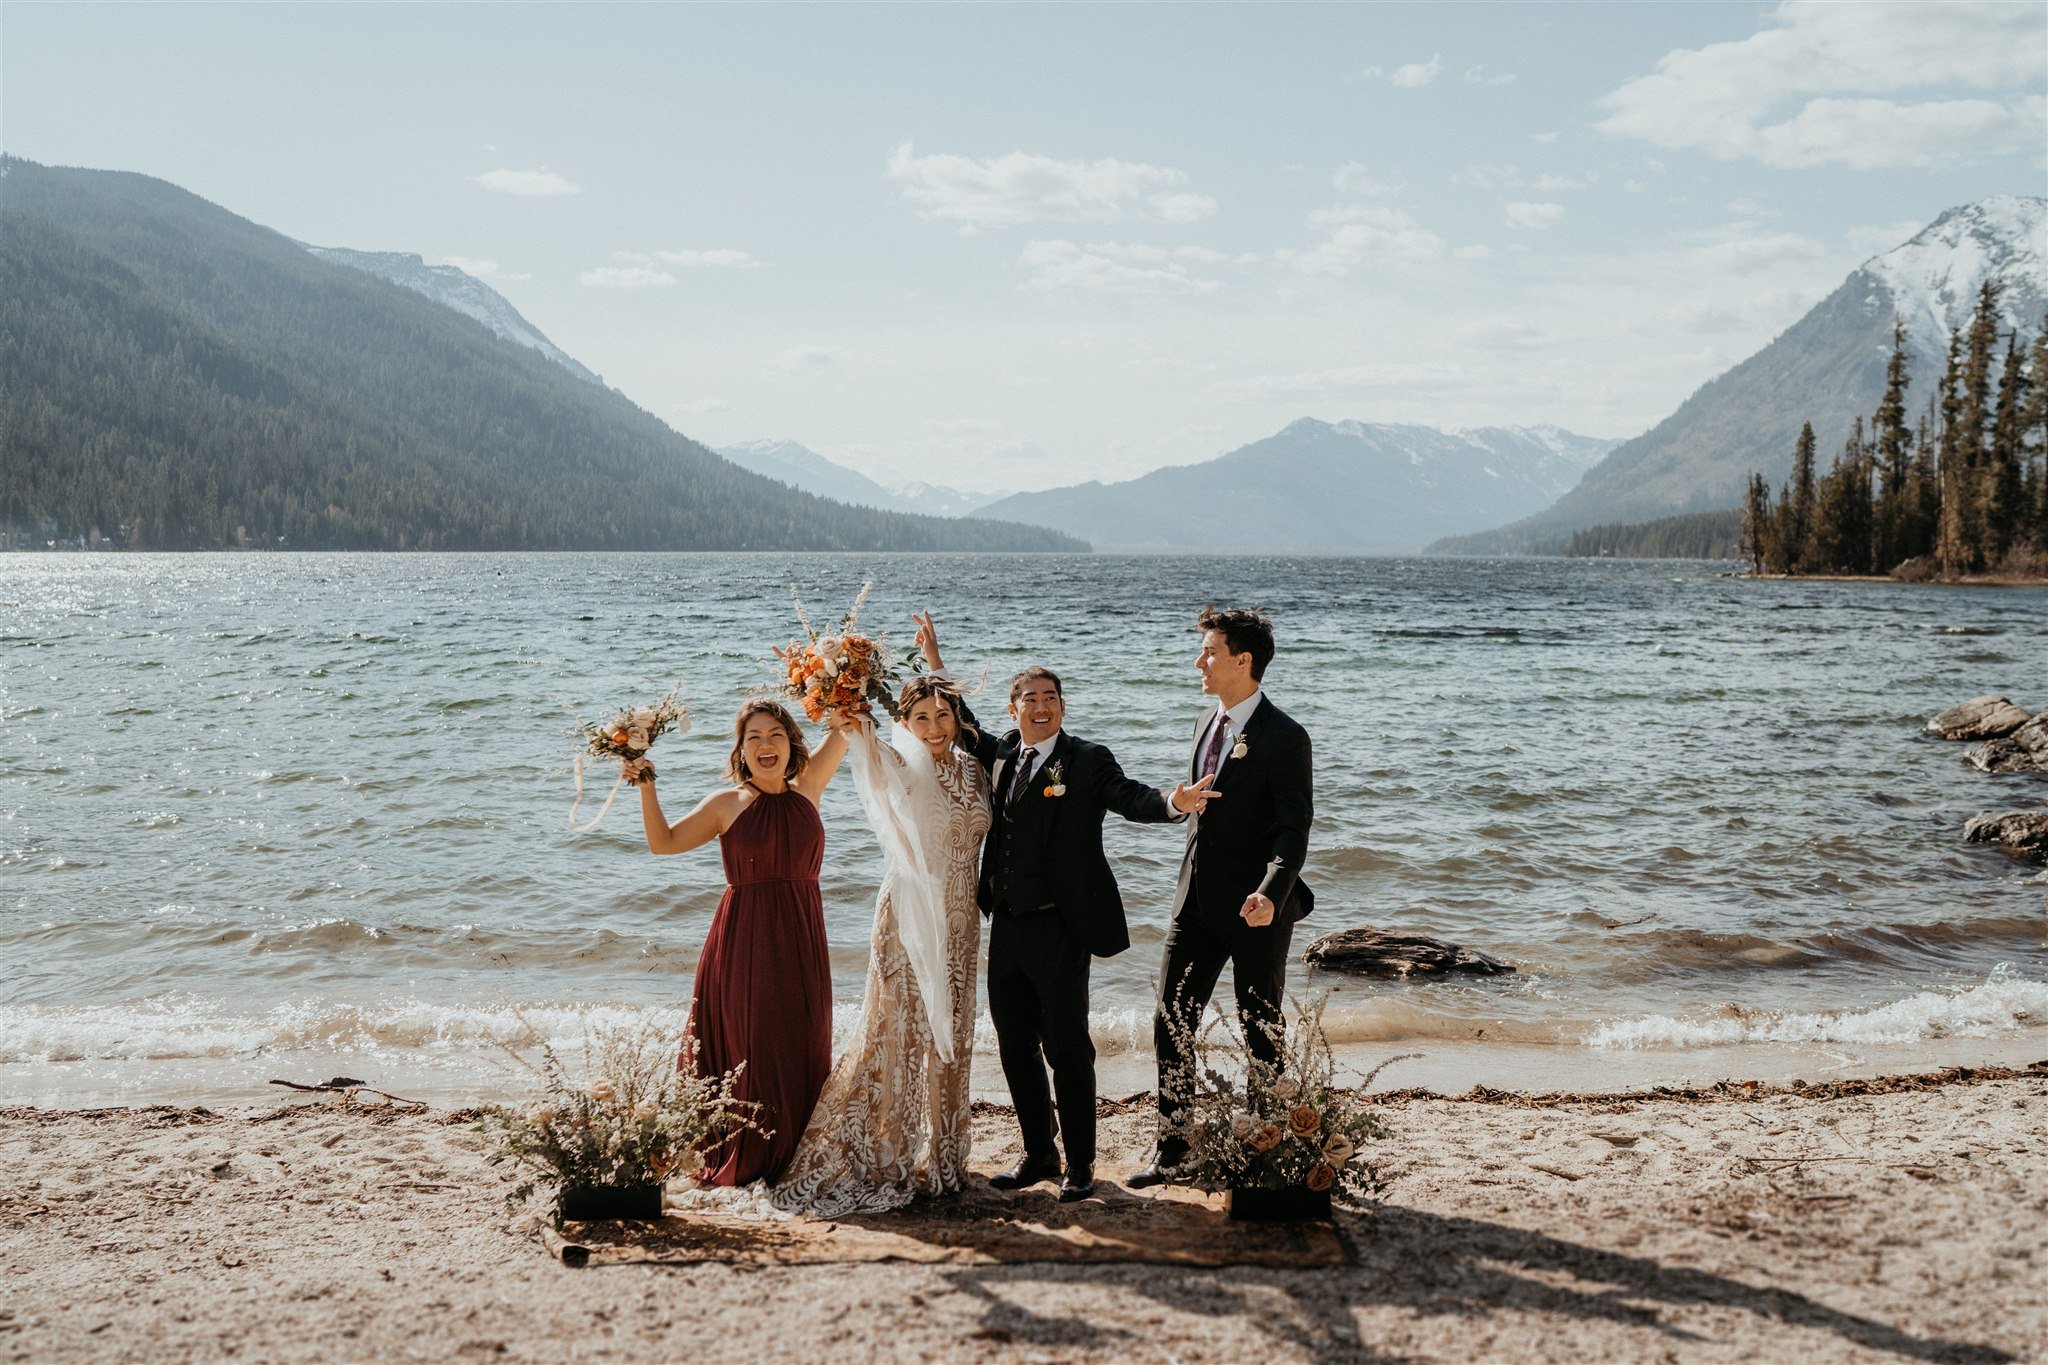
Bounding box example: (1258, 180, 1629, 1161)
(896, 674, 978, 746)
(726, 699, 812, 784)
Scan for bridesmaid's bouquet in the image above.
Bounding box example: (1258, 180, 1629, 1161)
(571, 683, 691, 785)
(778, 582, 913, 722)
(562, 682, 689, 831)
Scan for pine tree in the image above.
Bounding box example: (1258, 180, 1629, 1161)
(1907, 402, 1941, 564)
(1740, 471, 1774, 574)
(1936, 327, 1973, 575)
(1777, 421, 1818, 572)
(2026, 316, 2048, 549)
(1870, 320, 1913, 571)
(1988, 331, 2029, 561)
(1815, 418, 1874, 574)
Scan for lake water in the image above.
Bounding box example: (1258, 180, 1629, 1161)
(3, 552, 2045, 1107)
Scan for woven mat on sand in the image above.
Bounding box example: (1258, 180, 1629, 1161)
(540, 1172, 1349, 1269)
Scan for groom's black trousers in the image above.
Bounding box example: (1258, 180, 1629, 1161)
(985, 911, 1097, 1169)
(1152, 895, 1295, 1142)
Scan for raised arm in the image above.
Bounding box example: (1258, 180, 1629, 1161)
(914, 609, 1002, 770)
(629, 762, 746, 856)
(789, 721, 850, 806)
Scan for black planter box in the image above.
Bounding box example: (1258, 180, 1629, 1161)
(557, 1181, 664, 1222)
(1226, 1185, 1333, 1221)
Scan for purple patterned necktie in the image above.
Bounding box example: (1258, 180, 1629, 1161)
(1200, 715, 1230, 781)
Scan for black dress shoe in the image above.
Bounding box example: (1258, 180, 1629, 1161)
(1125, 1147, 1188, 1189)
(988, 1152, 1062, 1191)
(1057, 1167, 1095, 1203)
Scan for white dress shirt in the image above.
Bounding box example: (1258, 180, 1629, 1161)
(1198, 690, 1265, 777)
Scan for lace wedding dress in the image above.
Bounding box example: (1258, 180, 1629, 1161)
(770, 722, 991, 1217)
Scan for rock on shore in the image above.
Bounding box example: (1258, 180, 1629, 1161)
(1962, 811, 2048, 862)
(1966, 713, 2048, 776)
(1927, 695, 2033, 740)
(1303, 927, 1514, 978)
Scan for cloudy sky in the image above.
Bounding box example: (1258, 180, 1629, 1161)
(5, 2, 2043, 492)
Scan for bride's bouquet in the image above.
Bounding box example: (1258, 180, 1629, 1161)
(563, 682, 690, 831)
(778, 583, 912, 722)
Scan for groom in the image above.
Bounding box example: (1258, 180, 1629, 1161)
(1130, 606, 1315, 1187)
(921, 619, 1213, 1202)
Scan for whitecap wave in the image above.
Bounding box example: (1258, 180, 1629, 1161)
(1586, 971, 2048, 1050)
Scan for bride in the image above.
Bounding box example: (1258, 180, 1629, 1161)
(771, 619, 990, 1217)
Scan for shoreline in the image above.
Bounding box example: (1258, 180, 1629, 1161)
(1736, 570, 2048, 586)
(5, 1066, 2041, 1361)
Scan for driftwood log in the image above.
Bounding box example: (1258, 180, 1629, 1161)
(1962, 811, 2048, 863)
(1966, 713, 2048, 776)
(1926, 695, 2033, 741)
(1302, 927, 1513, 979)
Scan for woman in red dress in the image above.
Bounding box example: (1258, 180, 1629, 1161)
(627, 700, 845, 1185)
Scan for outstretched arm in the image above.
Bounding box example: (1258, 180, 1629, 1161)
(1082, 746, 1181, 825)
(916, 609, 1002, 770)
(790, 719, 850, 805)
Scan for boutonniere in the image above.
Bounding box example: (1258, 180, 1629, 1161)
(1042, 760, 1067, 798)
(1230, 731, 1250, 761)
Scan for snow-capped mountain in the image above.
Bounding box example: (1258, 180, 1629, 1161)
(1433, 196, 2047, 552)
(970, 419, 1617, 551)
(303, 246, 603, 385)
(715, 439, 1005, 518)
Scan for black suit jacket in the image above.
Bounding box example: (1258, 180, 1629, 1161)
(1172, 695, 1315, 929)
(958, 704, 1176, 958)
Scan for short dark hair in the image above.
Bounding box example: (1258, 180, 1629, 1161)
(1008, 666, 1063, 704)
(1198, 606, 1275, 681)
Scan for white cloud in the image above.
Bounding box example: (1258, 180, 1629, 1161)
(1453, 163, 1520, 189)
(473, 168, 580, 197)
(1504, 201, 1566, 230)
(438, 256, 499, 277)
(674, 397, 730, 416)
(1689, 231, 1825, 273)
(1225, 359, 1468, 403)
(1463, 65, 1516, 86)
(1018, 240, 1221, 295)
(1532, 172, 1598, 192)
(1351, 65, 1384, 80)
(1726, 197, 1778, 219)
(1276, 206, 1446, 274)
(1595, 1, 2047, 169)
(1457, 319, 1549, 350)
(1530, 131, 1561, 145)
(1332, 162, 1403, 196)
(1389, 55, 1443, 88)
(1845, 218, 1929, 259)
(885, 141, 1216, 229)
(775, 345, 846, 370)
(656, 249, 760, 269)
(580, 266, 676, 288)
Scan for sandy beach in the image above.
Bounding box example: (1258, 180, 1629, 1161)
(4, 1066, 2042, 1363)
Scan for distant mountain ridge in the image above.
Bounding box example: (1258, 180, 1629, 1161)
(304, 245, 603, 385)
(717, 439, 1007, 518)
(970, 419, 1617, 551)
(0, 156, 1085, 553)
(1433, 196, 2048, 554)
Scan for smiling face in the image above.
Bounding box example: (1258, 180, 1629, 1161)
(1008, 678, 1065, 747)
(1196, 628, 1254, 700)
(903, 693, 959, 756)
(727, 701, 807, 788)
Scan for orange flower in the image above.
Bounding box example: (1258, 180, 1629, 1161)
(1288, 1105, 1321, 1139)
(611, 729, 631, 746)
(1305, 1163, 1336, 1192)
(1250, 1124, 1283, 1152)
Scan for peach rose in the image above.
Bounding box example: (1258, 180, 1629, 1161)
(1229, 1112, 1255, 1139)
(1323, 1135, 1356, 1164)
(1288, 1105, 1321, 1138)
(527, 1104, 555, 1127)
(626, 728, 650, 749)
(1305, 1163, 1336, 1192)
(588, 1079, 615, 1102)
(1250, 1124, 1284, 1152)
(1267, 1078, 1301, 1101)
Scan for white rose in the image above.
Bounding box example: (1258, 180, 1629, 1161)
(631, 708, 656, 727)
(1268, 1078, 1301, 1101)
(626, 728, 650, 749)
(1229, 1112, 1255, 1139)
(632, 1101, 658, 1121)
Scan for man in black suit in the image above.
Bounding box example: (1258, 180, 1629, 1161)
(1129, 606, 1314, 1187)
(920, 616, 1213, 1202)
